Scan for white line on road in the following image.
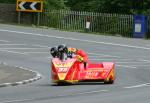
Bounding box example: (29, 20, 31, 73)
(0, 40, 9, 42)
(0, 90, 108, 103)
(138, 59, 150, 63)
(0, 49, 27, 55)
(0, 44, 26, 46)
(117, 65, 137, 69)
(0, 48, 46, 50)
(129, 65, 150, 67)
(32, 44, 50, 48)
(90, 58, 133, 61)
(0, 98, 33, 103)
(77, 90, 108, 95)
(116, 62, 148, 64)
(87, 52, 120, 58)
(1, 29, 150, 50)
(25, 52, 48, 54)
(47, 56, 52, 59)
(89, 58, 115, 61)
(124, 83, 150, 89)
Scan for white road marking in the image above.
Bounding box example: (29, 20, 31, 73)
(130, 65, 150, 67)
(0, 48, 45, 50)
(124, 83, 150, 89)
(117, 65, 137, 69)
(0, 44, 26, 46)
(90, 58, 114, 61)
(1, 29, 150, 50)
(47, 56, 52, 59)
(138, 59, 150, 63)
(60, 90, 109, 96)
(0, 49, 27, 55)
(87, 52, 120, 58)
(0, 99, 33, 103)
(76, 90, 108, 95)
(25, 52, 48, 54)
(58, 90, 108, 97)
(32, 44, 50, 48)
(116, 62, 147, 64)
(0, 40, 9, 42)
(90, 58, 133, 61)
(0, 90, 108, 103)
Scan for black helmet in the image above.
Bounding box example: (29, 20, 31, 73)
(57, 44, 67, 53)
(50, 47, 58, 57)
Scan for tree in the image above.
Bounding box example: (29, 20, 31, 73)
(44, 0, 67, 10)
(65, 0, 150, 14)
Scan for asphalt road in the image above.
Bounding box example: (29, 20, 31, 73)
(0, 24, 150, 103)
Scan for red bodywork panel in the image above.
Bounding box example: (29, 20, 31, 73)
(51, 57, 115, 84)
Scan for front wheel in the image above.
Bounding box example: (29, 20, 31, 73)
(104, 80, 114, 84)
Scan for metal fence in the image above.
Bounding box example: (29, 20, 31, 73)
(39, 10, 133, 37)
(147, 16, 150, 38)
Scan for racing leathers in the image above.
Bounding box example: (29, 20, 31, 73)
(68, 47, 88, 68)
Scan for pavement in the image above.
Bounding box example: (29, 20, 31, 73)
(0, 62, 41, 87)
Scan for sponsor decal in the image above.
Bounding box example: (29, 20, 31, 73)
(54, 61, 74, 68)
(86, 71, 99, 78)
(57, 68, 68, 73)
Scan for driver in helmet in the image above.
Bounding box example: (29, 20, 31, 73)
(56, 44, 88, 62)
(57, 44, 67, 53)
(51, 44, 88, 65)
(58, 44, 88, 68)
(50, 46, 59, 58)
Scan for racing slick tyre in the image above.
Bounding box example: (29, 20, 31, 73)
(104, 80, 114, 84)
(56, 82, 71, 86)
(56, 82, 66, 86)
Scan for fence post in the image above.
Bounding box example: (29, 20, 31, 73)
(37, 12, 40, 26)
(18, 12, 21, 24)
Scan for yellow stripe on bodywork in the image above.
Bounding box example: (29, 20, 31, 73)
(53, 61, 74, 68)
(105, 68, 115, 81)
(58, 73, 67, 80)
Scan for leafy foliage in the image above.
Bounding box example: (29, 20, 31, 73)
(1, 0, 150, 14)
(66, 0, 150, 14)
(44, 0, 67, 10)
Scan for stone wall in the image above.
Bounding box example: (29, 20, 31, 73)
(0, 3, 36, 24)
(0, 3, 18, 23)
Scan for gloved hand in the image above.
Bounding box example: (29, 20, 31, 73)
(67, 52, 73, 58)
(76, 55, 84, 62)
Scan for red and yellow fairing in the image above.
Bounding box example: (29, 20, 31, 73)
(79, 62, 115, 81)
(51, 58, 115, 84)
(102, 62, 115, 82)
(51, 58, 79, 83)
